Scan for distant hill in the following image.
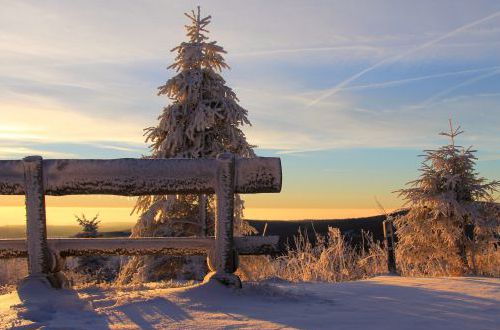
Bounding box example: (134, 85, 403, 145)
(247, 210, 408, 249)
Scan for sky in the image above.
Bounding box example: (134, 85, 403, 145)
(1, 0, 500, 226)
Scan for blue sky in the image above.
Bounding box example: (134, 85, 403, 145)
(1, 0, 499, 220)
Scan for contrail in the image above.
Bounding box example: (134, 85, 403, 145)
(307, 10, 500, 107)
(421, 68, 500, 106)
(344, 66, 500, 91)
(231, 45, 381, 57)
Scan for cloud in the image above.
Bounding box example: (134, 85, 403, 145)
(0, 146, 77, 159)
(230, 45, 388, 58)
(1, 1, 499, 160)
(0, 100, 146, 145)
(343, 66, 500, 91)
(422, 68, 500, 106)
(307, 9, 500, 106)
(237, 76, 500, 153)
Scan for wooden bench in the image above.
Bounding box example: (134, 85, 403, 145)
(0, 153, 282, 288)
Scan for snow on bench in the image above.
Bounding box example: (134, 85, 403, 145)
(0, 236, 281, 258)
(0, 153, 282, 289)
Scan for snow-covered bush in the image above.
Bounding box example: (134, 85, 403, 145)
(238, 228, 387, 282)
(395, 121, 500, 276)
(119, 7, 256, 283)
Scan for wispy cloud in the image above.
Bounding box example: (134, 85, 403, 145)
(307, 9, 500, 107)
(97, 144, 146, 153)
(0, 146, 77, 159)
(0, 1, 499, 211)
(1, 1, 500, 159)
(422, 68, 500, 106)
(240, 79, 500, 153)
(343, 66, 500, 91)
(231, 45, 386, 57)
(0, 100, 146, 145)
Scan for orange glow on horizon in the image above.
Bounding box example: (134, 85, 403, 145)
(0, 206, 394, 227)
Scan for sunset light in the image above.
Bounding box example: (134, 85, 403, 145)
(0, 2, 499, 329)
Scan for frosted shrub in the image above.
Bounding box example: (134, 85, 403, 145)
(238, 228, 387, 282)
(395, 121, 500, 276)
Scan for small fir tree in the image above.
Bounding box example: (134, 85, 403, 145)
(119, 7, 255, 283)
(395, 121, 500, 276)
(74, 213, 100, 238)
(72, 214, 117, 283)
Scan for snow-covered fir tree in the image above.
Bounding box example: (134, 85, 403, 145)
(72, 214, 117, 283)
(74, 213, 100, 238)
(119, 7, 255, 283)
(395, 121, 500, 276)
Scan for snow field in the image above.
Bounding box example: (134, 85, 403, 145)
(1, 276, 498, 329)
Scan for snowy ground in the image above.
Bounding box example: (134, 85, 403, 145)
(1, 276, 499, 329)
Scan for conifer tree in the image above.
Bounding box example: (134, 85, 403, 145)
(74, 213, 100, 238)
(395, 121, 500, 275)
(72, 214, 116, 283)
(119, 7, 255, 283)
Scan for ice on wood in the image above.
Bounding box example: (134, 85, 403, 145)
(0, 236, 281, 258)
(0, 157, 281, 196)
(0, 160, 24, 194)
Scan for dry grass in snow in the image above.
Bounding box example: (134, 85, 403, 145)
(239, 228, 388, 282)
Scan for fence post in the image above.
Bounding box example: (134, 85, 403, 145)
(19, 156, 60, 291)
(383, 219, 397, 274)
(23, 156, 51, 275)
(205, 153, 241, 288)
(199, 194, 208, 237)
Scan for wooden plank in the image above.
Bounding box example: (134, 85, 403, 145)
(0, 157, 282, 196)
(0, 160, 24, 195)
(0, 236, 281, 258)
(52, 237, 213, 257)
(44, 158, 216, 195)
(0, 237, 212, 257)
(0, 239, 27, 258)
(235, 157, 282, 194)
(234, 236, 281, 255)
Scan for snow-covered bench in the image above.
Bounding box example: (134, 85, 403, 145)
(0, 153, 282, 288)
